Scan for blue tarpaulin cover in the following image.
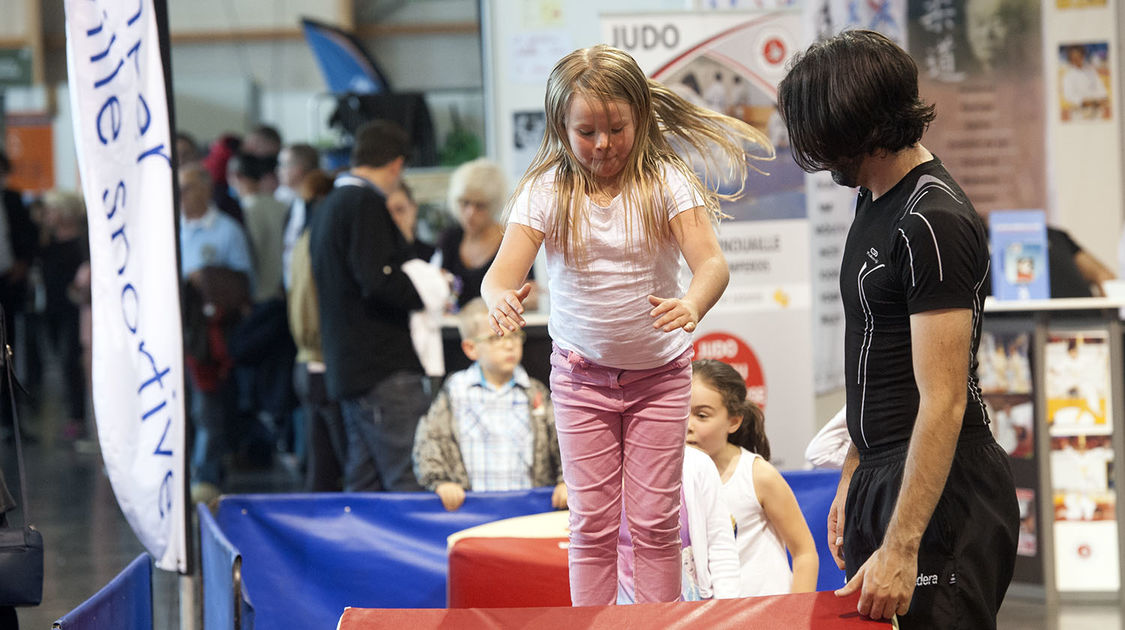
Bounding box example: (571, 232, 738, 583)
(215, 471, 844, 630)
(53, 553, 152, 630)
(216, 489, 556, 630)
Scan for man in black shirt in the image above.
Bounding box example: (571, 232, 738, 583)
(308, 120, 428, 492)
(779, 31, 1018, 628)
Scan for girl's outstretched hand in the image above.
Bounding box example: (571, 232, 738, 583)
(648, 295, 700, 333)
(489, 283, 533, 335)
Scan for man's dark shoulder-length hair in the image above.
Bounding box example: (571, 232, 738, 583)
(777, 29, 936, 173)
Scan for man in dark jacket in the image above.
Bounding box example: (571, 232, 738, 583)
(0, 151, 37, 444)
(307, 120, 428, 492)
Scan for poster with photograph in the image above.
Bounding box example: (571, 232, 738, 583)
(1016, 487, 1037, 557)
(1058, 42, 1111, 122)
(1045, 331, 1112, 436)
(802, 0, 907, 45)
(1051, 435, 1114, 507)
(988, 210, 1049, 301)
(977, 331, 1032, 395)
(511, 111, 546, 178)
(1051, 433, 1119, 592)
(1045, 329, 1119, 592)
(602, 11, 817, 467)
(907, 0, 1046, 216)
(978, 330, 1034, 458)
(986, 396, 1035, 459)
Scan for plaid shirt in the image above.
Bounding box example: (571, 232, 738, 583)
(413, 364, 561, 492)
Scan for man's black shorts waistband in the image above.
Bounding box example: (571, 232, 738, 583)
(857, 423, 995, 467)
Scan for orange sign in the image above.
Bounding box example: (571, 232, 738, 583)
(5, 113, 54, 193)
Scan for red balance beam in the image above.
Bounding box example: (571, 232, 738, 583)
(339, 591, 894, 629)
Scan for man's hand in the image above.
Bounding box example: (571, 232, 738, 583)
(435, 482, 466, 511)
(827, 485, 847, 570)
(835, 543, 917, 621)
(827, 449, 856, 572)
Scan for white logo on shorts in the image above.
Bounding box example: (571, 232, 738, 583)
(916, 573, 940, 587)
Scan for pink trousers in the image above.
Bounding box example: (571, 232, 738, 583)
(549, 344, 693, 606)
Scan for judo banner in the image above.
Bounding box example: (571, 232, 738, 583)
(602, 11, 817, 467)
(64, 0, 187, 572)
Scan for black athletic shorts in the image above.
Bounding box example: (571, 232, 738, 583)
(843, 426, 1020, 629)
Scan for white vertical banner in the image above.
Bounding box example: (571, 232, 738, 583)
(64, 0, 187, 572)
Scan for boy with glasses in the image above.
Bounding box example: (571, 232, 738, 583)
(412, 298, 566, 511)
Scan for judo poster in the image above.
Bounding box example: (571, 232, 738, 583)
(602, 11, 816, 467)
(1045, 331, 1111, 436)
(907, 0, 1047, 217)
(1045, 329, 1119, 592)
(1058, 42, 1111, 122)
(977, 330, 1034, 458)
(988, 209, 1050, 301)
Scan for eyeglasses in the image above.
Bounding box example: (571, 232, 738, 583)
(458, 197, 492, 213)
(470, 330, 526, 345)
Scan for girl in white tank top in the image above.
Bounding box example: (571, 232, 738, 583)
(688, 359, 820, 596)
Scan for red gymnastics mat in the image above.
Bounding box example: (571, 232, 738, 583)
(448, 536, 571, 608)
(338, 591, 894, 629)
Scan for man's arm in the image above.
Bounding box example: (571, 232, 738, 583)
(828, 443, 859, 569)
(348, 193, 423, 312)
(837, 307, 971, 620)
(1073, 250, 1116, 296)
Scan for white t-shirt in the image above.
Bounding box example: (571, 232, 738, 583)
(617, 446, 740, 603)
(682, 446, 741, 600)
(805, 405, 850, 469)
(721, 448, 793, 597)
(509, 166, 702, 369)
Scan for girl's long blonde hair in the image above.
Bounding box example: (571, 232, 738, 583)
(508, 45, 773, 266)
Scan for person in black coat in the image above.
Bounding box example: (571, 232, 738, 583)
(0, 151, 37, 443)
(307, 120, 430, 492)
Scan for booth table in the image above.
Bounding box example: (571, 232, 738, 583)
(447, 510, 571, 608)
(339, 591, 893, 629)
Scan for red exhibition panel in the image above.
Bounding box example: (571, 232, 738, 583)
(340, 591, 893, 629)
(448, 537, 571, 608)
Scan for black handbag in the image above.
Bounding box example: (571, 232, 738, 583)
(0, 305, 43, 607)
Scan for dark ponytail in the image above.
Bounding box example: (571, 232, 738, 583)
(692, 359, 772, 461)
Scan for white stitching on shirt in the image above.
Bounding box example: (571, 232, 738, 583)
(968, 258, 990, 421)
(899, 175, 965, 284)
(857, 261, 885, 449)
(898, 228, 916, 287)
